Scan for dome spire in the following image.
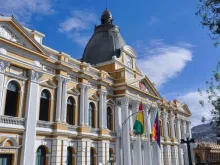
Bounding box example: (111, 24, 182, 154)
(101, 8, 113, 25)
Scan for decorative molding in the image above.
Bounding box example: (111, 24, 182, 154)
(28, 70, 42, 82)
(0, 48, 7, 55)
(0, 59, 9, 73)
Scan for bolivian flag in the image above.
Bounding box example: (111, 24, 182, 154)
(152, 111, 160, 147)
(133, 103, 144, 135)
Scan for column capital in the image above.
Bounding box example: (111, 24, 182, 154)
(79, 83, 90, 90)
(0, 59, 10, 73)
(28, 70, 42, 82)
(120, 97, 130, 106)
(98, 89, 107, 95)
(161, 111, 168, 118)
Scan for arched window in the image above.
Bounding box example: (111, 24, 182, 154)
(90, 148, 96, 165)
(107, 107, 113, 130)
(67, 147, 72, 165)
(36, 146, 46, 165)
(89, 103, 95, 128)
(39, 90, 50, 121)
(4, 81, 20, 117)
(67, 97, 75, 125)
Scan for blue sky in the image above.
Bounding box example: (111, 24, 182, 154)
(1, 0, 220, 126)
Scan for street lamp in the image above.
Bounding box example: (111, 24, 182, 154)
(181, 133, 195, 165)
(109, 156, 115, 165)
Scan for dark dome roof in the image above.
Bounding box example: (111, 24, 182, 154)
(81, 9, 126, 65)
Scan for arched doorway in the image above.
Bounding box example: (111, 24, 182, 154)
(36, 145, 46, 165)
(4, 81, 20, 117)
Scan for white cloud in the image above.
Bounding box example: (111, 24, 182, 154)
(178, 90, 212, 127)
(136, 40, 193, 88)
(59, 9, 98, 47)
(0, 0, 54, 24)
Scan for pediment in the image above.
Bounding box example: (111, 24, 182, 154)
(67, 87, 80, 96)
(40, 79, 56, 88)
(0, 17, 48, 56)
(129, 76, 161, 98)
(89, 94, 99, 101)
(173, 100, 191, 115)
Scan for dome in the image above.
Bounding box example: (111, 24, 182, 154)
(81, 9, 126, 65)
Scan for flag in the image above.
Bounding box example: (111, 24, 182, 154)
(133, 103, 144, 135)
(152, 111, 160, 147)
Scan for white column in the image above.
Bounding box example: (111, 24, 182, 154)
(161, 111, 168, 138)
(163, 145, 172, 165)
(98, 141, 109, 164)
(99, 90, 106, 129)
(103, 92, 107, 129)
(121, 97, 131, 165)
(77, 139, 88, 165)
(79, 84, 86, 125)
(144, 105, 152, 165)
(0, 60, 9, 115)
(170, 112, 175, 139)
(115, 100, 122, 165)
(51, 139, 62, 165)
(84, 85, 89, 126)
(20, 70, 42, 165)
(176, 118, 184, 165)
(136, 137, 143, 165)
(152, 142, 161, 165)
(171, 145, 179, 165)
(182, 120, 189, 165)
(56, 76, 63, 122)
(61, 78, 68, 122)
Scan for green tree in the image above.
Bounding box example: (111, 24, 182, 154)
(196, 0, 220, 46)
(199, 62, 220, 144)
(201, 116, 207, 124)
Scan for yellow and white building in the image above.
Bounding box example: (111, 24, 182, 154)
(0, 9, 192, 165)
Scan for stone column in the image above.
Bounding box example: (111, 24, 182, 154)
(103, 92, 107, 129)
(55, 76, 63, 122)
(121, 97, 131, 165)
(51, 139, 62, 165)
(115, 100, 122, 165)
(161, 111, 168, 138)
(84, 85, 89, 126)
(61, 78, 68, 122)
(182, 120, 189, 165)
(0, 59, 9, 115)
(20, 70, 42, 165)
(79, 84, 86, 125)
(99, 90, 106, 129)
(160, 144, 164, 165)
(170, 112, 175, 139)
(144, 105, 152, 165)
(176, 118, 184, 165)
(152, 141, 161, 165)
(170, 112, 179, 165)
(163, 145, 172, 165)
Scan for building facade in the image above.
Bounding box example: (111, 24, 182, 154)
(0, 9, 192, 165)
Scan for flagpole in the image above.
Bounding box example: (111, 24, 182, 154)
(137, 135, 143, 165)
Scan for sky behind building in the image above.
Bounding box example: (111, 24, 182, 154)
(1, 0, 219, 126)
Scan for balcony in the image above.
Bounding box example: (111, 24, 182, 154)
(0, 115, 25, 129)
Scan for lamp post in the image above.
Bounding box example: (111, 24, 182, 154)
(109, 156, 115, 165)
(181, 134, 195, 165)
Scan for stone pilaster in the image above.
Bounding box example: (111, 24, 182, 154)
(0, 59, 9, 115)
(51, 139, 62, 165)
(77, 139, 90, 165)
(103, 92, 107, 129)
(160, 144, 164, 165)
(98, 140, 109, 164)
(55, 76, 63, 122)
(170, 112, 175, 139)
(20, 70, 42, 165)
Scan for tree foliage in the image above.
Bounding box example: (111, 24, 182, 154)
(199, 61, 220, 128)
(196, 0, 220, 46)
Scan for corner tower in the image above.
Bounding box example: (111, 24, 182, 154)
(81, 9, 126, 65)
